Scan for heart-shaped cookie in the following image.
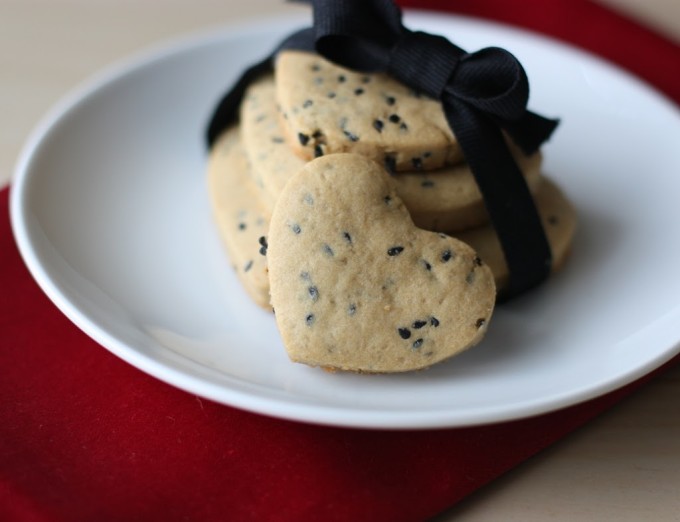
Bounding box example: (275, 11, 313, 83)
(267, 153, 496, 373)
(206, 126, 271, 308)
(275, 51, 464, 172)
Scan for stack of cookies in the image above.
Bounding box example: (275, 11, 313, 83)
(207, 50, 576, 373)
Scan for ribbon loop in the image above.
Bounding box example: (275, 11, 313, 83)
(446, 47, 530, 123)
(387, 31, 462, 99)
(313, 0, 402, 71)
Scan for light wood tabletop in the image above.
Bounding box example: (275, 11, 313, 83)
(2, 1, 679, 520)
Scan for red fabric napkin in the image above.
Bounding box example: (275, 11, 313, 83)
(402, 0, 680, 102)
(2, 2, 679, 521)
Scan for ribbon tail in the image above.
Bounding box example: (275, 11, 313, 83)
(205, 28, 316, 148)
(445, 100, 553, 299)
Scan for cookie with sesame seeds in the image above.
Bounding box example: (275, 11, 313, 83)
(266, 153, 496, 373)
(274, 50, 464, 172)
(206, 126, 272, 309)
(383, 147, 543, 232)
(242, 73, 543, 232)
(239, 73, 302, 210)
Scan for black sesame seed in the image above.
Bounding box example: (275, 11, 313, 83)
(400, 122, 408, 131)
(303, 99, 313, 108)
(311, 64, 321, 72)
(421, 180, 435, 188)
(244, 260, 253, 272)
(373, 119, 384, 132)
(327, 92, 336, 99)
(411, 157, 423, 169)
(361, 75, 371, 83)
(384, 155, 397, 174)
(476, 318, 486, 328)
(389, 114, 400, 123)
(430, 317, 440, 327)
(322, 244, 334, 256)
(343, 130, 360, 142)
(258, 236, 268, 256)
(384, 195, 392, 205)
(466, 271, 475, 284)
(385, 96, 396, 105)
(238, 222, 246, 230)
(441, 250, 452, 262)
(308, 286, 319, 301)
(312, 130, 323, 139)
(300, 271, 310, 280)
(305, 314, 315, 326)
(304, 193, 314, 205)
(342, 231, 352, 244)
(412, 320, 427, 329)
(412, 338, 424, 349)
(387, 246, 404, 256)
(291, 223, 301, 234)
(398, 327, 411, 340)
(354, 88, 364, 95)
(338, 75, 346, 83)
(314, 145, 324, 158)
(271, 136, 284, 144)
(298, 132, 310, 146)
(474, 256, 483, 266)
(422, 260, 432, 271)
(348, 303, 357, 316)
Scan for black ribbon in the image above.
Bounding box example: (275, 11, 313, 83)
(206, 0, 559, 300)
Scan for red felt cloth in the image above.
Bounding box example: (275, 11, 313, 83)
(2, 2, 679, 521)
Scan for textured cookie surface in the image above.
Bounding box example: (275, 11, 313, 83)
(207, 127, 271, 309)
(267, 153, 496, 373)
(275, 50, 464, 172)
(243, 74, 543, 232)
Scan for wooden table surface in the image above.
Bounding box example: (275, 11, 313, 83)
(2, 1, 679, 520)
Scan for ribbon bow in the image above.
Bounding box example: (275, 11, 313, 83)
(206, 0, 559, 299)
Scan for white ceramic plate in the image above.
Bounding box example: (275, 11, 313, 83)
(10, 11, 680, 429)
